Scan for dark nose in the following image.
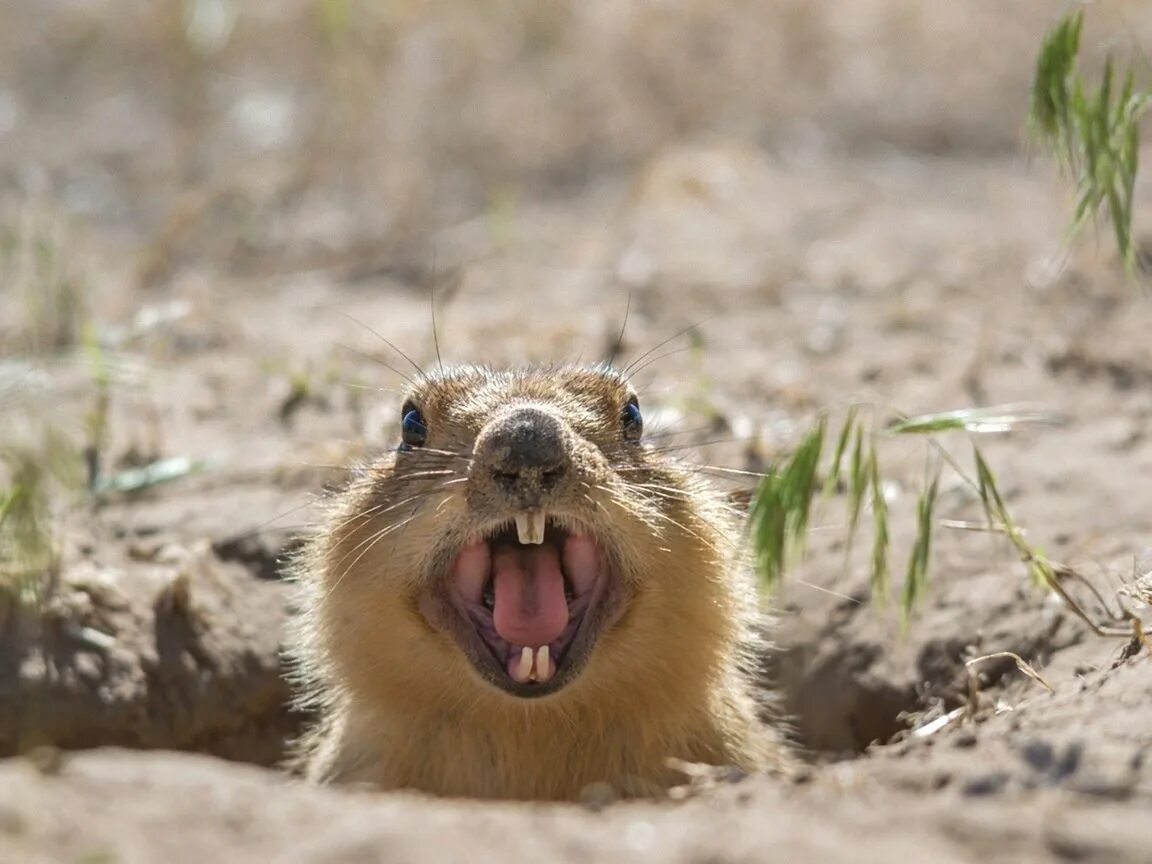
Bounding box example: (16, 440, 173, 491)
(479, 407, 570, 506)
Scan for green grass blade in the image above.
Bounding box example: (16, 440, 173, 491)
(1029, 9, 1148, 274)
(749, 474, 786, 590)
(847, 424, 866, 546)
(823, 407, 859, 497)
(868, 443, 889, 603)
(973, 446, 1011, 530)
(0, 489, 16, 533)
(1107, 183, 1131, 264)
(750, 418, 827, 589)
(902, 468, 941, 620)
(886, 406, 1064, 435)
(1031, 11, 1082, 139)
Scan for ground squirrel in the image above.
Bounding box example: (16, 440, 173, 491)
(288, 364, 784, 800)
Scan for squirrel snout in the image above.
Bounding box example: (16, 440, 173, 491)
(475, 407, 572, 508)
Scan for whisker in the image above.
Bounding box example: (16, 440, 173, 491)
(392, 469, 458, 480)
(672, 463, 773, 480)
(646, 438, 760, 453)
(598, 439, 759, 463)
(636, 424, 724, 442)
(337, 342, 419, 388)
(598, 483, 730, 554)
(604, 290, 632, 366)
(631, 482, 692, 499)
(620, 316, 715, 377)
(336, 309, 427, 380)
(623, 345, 695, 382)
(429, 281, 444, 374)
(325, 511, 422, 600)
(794, 579, 865, 604)
(217, 497, 319, 544)
(654, 511, 727, 555)
(340, 381, 404, 394)
(611, 457, 767, 478)
(324, 482, 459, 573)
(593, 483, 667, 536)
(434, 484, 466, 514)
(324, 486, 451, 537)
(400, 447, 473, 460)
(322, 477, 463, 591)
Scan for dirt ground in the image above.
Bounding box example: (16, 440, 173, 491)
(2, 1, 1152, 861)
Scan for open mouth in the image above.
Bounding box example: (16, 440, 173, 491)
(445, 512, 611, 698)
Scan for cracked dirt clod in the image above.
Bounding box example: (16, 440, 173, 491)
(0, 553, 296, 766)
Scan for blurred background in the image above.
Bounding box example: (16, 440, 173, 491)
(3, 2, 1148, 315)
(1, 0, 1152, 762)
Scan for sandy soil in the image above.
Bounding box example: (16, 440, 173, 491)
(1, 1, 1151, 861)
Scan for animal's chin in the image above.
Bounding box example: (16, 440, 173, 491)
(436, 517, 614, 699)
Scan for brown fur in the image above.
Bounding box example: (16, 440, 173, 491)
(287, 364, 786, 800)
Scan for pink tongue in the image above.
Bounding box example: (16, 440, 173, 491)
(491, 545, 569, 647)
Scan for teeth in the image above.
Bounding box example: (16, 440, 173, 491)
(536, 646, 552, 683)
(516, 646, 533, 682)
(511, 645, 555, 685)
(514, 510, 546, 545)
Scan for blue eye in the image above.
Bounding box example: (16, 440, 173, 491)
(400, 403, 428, 449)
(621, 398, 643, 441)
